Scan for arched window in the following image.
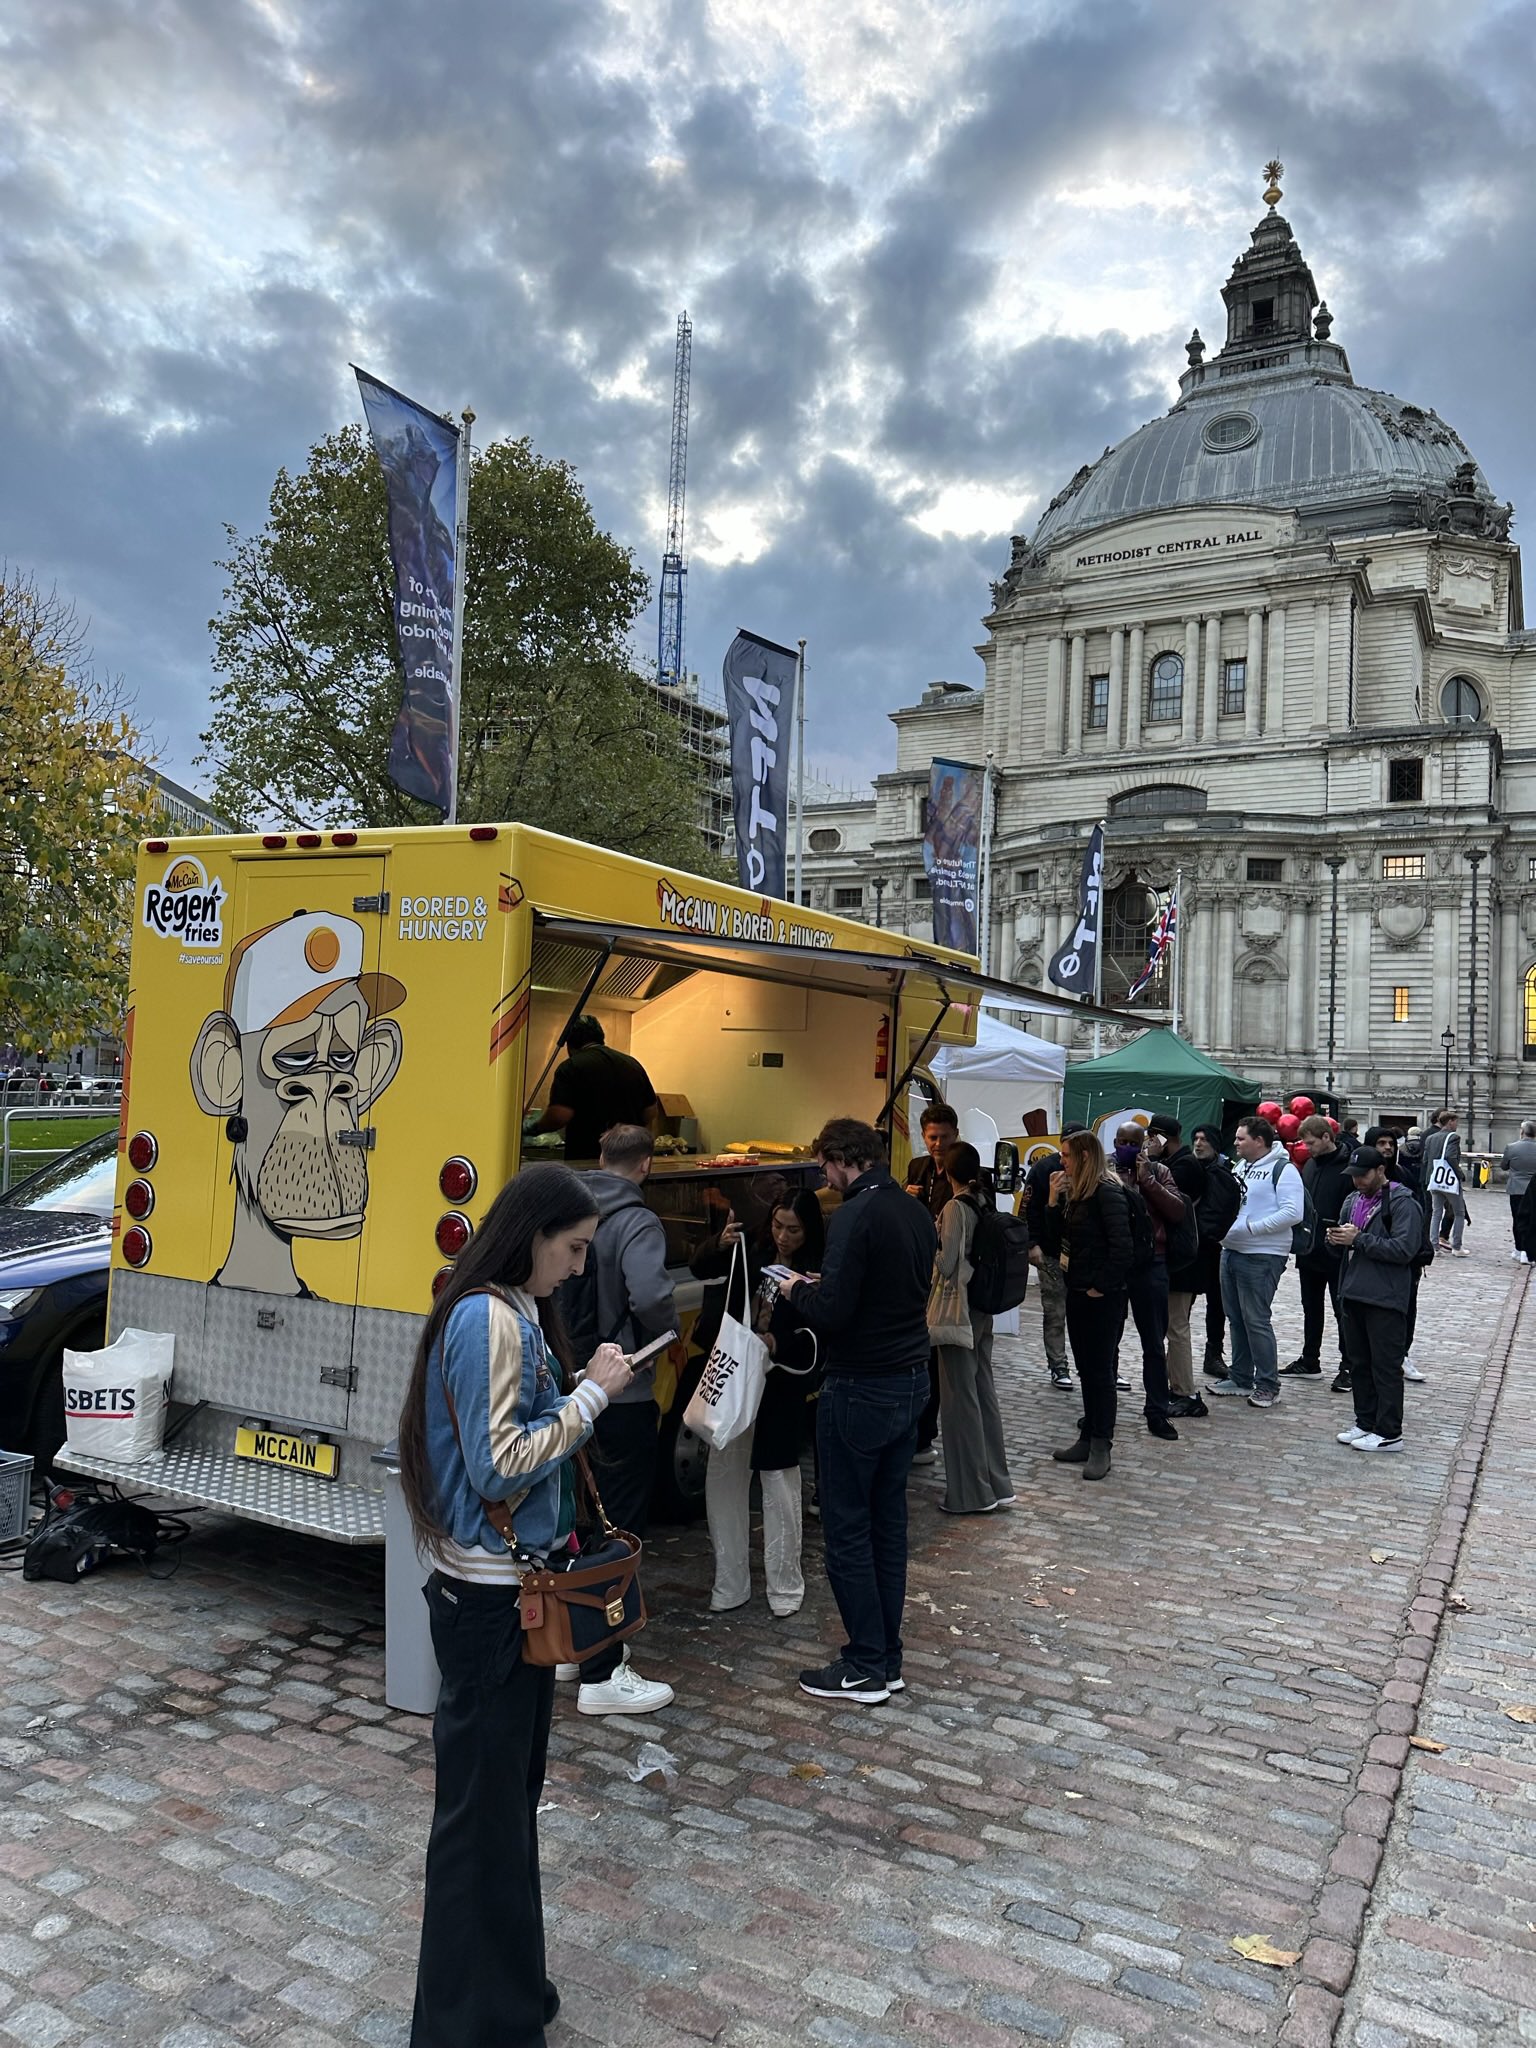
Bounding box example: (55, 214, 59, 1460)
(1525, 964, 1536, 1062)
(1104, 873, 1158, 1000)
(1440, 675, 1484, 724)
(1109, 784, 1208, 818)
(1147, 652, 1183, 723)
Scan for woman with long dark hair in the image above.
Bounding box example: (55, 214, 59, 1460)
(1037, 1130, 1133, 1481)
(928, 1142, 1015, 1514)
(399, 1164, 634, 2048)
(694, 1188, 824, 1614)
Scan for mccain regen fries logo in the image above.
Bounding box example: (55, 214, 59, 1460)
(142, 855, 226, 952)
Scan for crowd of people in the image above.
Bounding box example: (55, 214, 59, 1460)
(394, 1093, 1536, 2047)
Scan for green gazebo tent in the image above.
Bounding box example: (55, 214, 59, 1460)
(1062, 1029, 1262, 1138)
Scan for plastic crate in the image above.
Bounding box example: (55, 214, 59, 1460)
(0, 1449, 32, 1545)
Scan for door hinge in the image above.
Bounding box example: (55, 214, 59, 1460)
(337, 1126, 377, 1150)
(353, 891, 390, 914)
(319, 1363, 357, 1391)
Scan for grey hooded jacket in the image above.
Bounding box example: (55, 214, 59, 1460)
(1337, 1181, 1422, 1314)
(572, 1171, 677, 1406)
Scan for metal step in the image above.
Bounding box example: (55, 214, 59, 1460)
(54, 1444, 385, 1545)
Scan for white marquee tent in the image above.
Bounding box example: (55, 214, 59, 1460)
(924, 1008, 1066, 1145)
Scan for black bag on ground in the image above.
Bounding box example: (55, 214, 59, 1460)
(964, 1197, 1032, 1313)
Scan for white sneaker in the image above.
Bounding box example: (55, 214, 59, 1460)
(1402, 1360, 1426, 1383)
(1351, 1433, 1404, 1453)
(1337, 1425, 1367, 1444)
(577, 1661, 675, 1716)
(1521, 1252, 1531, 1264)
(910, 1447, 939, 1466)
(555, 1663, 580, 1682)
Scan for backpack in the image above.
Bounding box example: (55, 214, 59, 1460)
(1195, 1156, 1242, 1243)
(556, 1215, 629, 1361)
(1161, 1187, 1200, 1271)
(1269, 1157, 1317, 1260)
(964, 1196, 1032, 1313)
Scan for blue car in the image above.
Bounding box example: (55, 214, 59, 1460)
(0, 1133, 115, 1472)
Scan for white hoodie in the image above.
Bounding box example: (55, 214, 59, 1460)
(1223, 1141, 1305, 1256)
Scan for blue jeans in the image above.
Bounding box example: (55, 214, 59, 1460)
(816, 1370, 928, 1680)
(1220, 1251, 1287, 1394)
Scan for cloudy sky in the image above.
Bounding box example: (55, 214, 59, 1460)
(2, 0, 1533, 798)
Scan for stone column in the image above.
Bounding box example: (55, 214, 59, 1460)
(1010, 637, 1028, 757)
(1284, 895, 1309, 1054)
(1127, 624, 1144, 748)
(1312, 599, 1331, 731)
(1044, 635, 1066, 756)
(1346, 876, 1371, 1083)
(1215, 895, 1237, 1049)
(1265, 607, 1286, 736)
(1245, 609, 1264, 740)
(1066, 633, 1086, 757)
(1107, 627, 1125, 750)
(1182, 617, 1200, 744)
(1202, 614, 1221, 737)
(1184, 884, 1211, 1047)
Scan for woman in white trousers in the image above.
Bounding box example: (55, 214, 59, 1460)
(696, 1192, 823, 1615)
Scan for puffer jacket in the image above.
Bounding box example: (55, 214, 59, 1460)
(1337, 1182, 1422, 1313)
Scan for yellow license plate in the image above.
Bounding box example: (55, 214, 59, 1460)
(234, 1425, 339, 1480)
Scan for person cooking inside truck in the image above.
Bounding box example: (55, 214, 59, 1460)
(531, 1015, 659, 1162)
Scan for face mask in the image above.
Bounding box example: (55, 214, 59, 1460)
(1114, 1143, 1141, 1170)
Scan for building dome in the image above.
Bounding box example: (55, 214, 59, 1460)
(1022, 191, 1509, 565)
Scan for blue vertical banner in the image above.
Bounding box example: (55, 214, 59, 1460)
(722, 629, 797, 894)
(1048, 822, 1105, 995)
(924, 758, 985, 953)
(355, 368, 461, 815)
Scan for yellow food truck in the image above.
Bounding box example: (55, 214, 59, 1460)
(70, 821, 1106, 1544)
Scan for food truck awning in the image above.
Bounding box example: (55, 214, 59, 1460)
(531, 915, 1138, 1026)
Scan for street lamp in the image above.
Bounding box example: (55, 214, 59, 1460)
(1467, 847, 1486, 1142)
(872, 874, 888, 929)
(1441, 1026, 1455, 1113)
(1325, 854, 1345, 1093)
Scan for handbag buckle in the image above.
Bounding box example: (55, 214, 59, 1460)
(605, 1595, 625, 1627)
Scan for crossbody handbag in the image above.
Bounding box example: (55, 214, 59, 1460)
(437, 1287, 646, 1668)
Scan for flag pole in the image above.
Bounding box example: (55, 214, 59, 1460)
(794, 639, 807, 906)
(1169, 868, 1183, 1037)
(446, 407, 474, 826)
(1091, 816, 1105, 1059)
(978, 752, 995, 972)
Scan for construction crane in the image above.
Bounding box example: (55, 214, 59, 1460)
(656, 311, 692, 688)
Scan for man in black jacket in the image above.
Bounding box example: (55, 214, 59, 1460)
(1145, 1115, 1209, 1419)
(782, 1118, 937, 1705)
(1282, 1116, 1357, 1389)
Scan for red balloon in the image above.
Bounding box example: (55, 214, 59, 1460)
(1289, 1095, 1315, 1117)
(1289, 1141, 1310, 1167)
(1258, 1100, 1283, 1122)
(1326, 1116, 1341, 1134)
(1277, 1113, 1301, 1141)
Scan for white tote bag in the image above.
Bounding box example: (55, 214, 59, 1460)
(1426, 1153, 1460, 1196)
(62, 1328, 175, 1462)
(682, 1238, 770, 1451)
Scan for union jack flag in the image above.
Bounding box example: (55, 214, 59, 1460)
(1128, 882, 1179, 1002)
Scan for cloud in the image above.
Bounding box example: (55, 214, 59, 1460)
(0, 0, 1532, 793)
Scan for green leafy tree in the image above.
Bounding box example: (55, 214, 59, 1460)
(202, 427, 726, 872)
(0, 572, 161, 1057)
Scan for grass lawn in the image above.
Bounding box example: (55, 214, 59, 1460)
(4, 1115, 116, 1155)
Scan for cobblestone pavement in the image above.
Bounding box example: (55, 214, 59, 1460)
(0, 1190, 1530, 2048)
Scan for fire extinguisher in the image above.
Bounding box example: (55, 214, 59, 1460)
(874, 1015, 890, 1080)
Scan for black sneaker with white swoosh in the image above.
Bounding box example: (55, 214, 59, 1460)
(798, 1658, 890, 1704)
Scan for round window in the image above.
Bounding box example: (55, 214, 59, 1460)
(1439, 676, 1483, 724)
(1201, 411, 1260, 452)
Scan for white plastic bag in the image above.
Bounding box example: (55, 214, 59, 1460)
(682, 1239, 769, 1451)
(62, 1328, 175, 1462)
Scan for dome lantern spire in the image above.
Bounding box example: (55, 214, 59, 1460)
(1263, 158, 1284, 210)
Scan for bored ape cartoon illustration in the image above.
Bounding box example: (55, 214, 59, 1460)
(190, 913, 405, 1295)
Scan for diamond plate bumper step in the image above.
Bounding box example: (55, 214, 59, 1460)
(54, 1444, 386, 1545)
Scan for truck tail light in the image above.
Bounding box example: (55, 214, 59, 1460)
(296, 832, 322, 848)
(124, 1179, 155, 1220)
(261, 834, 287, 849)
(432, 1265, 455, 1298)
(435, 1212, 473, 1257)
(122, 1226, 153, 1268)
(127, 1131, 158, 1172)
(332, 831, 358, 846)
(468, 825, 498, 841)
(438, 1157, 477, 1203)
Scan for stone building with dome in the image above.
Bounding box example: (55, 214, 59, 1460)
(802, 175, 1536, 1144)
